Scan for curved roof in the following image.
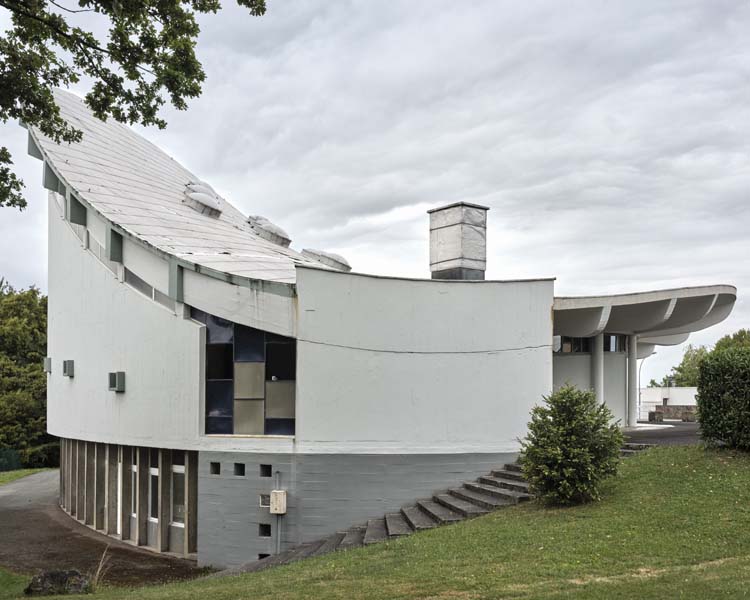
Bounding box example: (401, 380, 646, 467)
(553, 285, 737, 353)
(28, 90, 325, 284)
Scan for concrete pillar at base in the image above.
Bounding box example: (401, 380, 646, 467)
(157, 449, 172, 552)
(75, 440, 85, 519)
(628, 334, 638, 427)
(592, 333, 604, 405)
(105, 445, 118, 534)
(185, 451, 198, 555)
(85, 442, 95, 525)
(136, 448, 149, 545)
(120, 446, 132, 541)
(94, 443, 106, 530)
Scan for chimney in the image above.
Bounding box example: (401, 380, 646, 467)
(428, 202, 489, 280)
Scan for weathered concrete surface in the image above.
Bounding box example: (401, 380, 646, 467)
(0, 470, 205, 586)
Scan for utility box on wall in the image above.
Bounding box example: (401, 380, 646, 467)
(108, 371, 126, 393)
(269, 490, 287, 515)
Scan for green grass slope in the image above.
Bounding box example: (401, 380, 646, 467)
(0, 469, 46, 487)
(5, 447, 750, 599)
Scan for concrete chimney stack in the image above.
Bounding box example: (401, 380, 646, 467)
(428, 202, 489, 280)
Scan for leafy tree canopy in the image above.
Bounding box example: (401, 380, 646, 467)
(0, 0, 266, 209)
(649, 329, 750, 388)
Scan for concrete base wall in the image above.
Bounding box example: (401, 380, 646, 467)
(197, 451, 516, 568)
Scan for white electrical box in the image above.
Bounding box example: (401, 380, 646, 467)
(269, 490, 287, 515)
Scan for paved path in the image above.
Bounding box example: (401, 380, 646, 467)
(625, 422, 701, 446)
(0, 470, 205, 586)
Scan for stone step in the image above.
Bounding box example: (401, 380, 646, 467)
(452, 485, 514, 509)
(478, 475, 530, 494)
(385, 512, 413, 537)
(462, 481, 531, 504)
(312, 532, 346, 556)
(338, 526, 366, 550)
(401, 505, 439, 531)
(289, 539, 328, 561)
(416, 499, 464, 524)
(621, 448, 639, 457)
(503, 462, 523, 473)
(363, 518, 388, 545)
(491, 469, 526, 482)
(434, 493, 488, 518)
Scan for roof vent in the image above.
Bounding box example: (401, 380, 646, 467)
(247, 215, 292, 248)
(184, 181, 222, 217)
(301, 249, 351, 272)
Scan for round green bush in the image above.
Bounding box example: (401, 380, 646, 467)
(520, 385, 623, 506)
(697, 347, 750, 450)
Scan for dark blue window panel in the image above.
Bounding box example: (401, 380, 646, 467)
(265, 331, 294, 344)
(265, 342, 296, 381)
(206, 416, 233, 435)
(206, 344, 233, 380)
(235, 324, 265, 362)
(206, 380, 233, 418)
(190, 307, 208, 324)
(265, 418, 295, 435)
(206, 314, 234, 344)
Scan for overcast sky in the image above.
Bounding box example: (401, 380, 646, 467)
(1, 0, 748, 383)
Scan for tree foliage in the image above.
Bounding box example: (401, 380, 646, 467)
(650, 330, 750, 388)
(0, 0, 266, 209)
(697, 347, 750, 450)
(0, 278, 53, 467)
(520, 385, 623, 506)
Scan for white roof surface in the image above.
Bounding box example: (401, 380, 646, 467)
(31, 90, 323, 283)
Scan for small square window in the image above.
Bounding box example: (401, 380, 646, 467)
(259, 494, 270, 508)
(234, 463, 245, 477)
(260, 464, 272, 478)
(259, 523, 271, 537)
(258, 553, 270, 560)
(210, 462, 221, 475)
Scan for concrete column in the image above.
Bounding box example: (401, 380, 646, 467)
(628, 334, 638, 427)
(85, 442, 95, 525)
(591, 333, 604, 405)
(120, 446, 132, 541)
(66, 439, 74, 512)
(75, 441, 85, 519)
(105, 445, 118, 534)
(157, 449, 172, 552)
(136, 447, 149, 546)
(59, 438, 64, 507)
(185, 451, 198, 555)
(94, 443, 106, 530)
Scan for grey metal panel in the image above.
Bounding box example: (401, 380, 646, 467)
(233, 363, 265, 399)
(196, 451, 515, 569)
(265, 381, 295, 418)
(233, 400, 264, 434)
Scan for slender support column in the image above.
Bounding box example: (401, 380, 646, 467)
(66, 439, 73, 512)
(136, 448, 149, 546)
(628, 334, 639, 427)
(85, 442, 95, 525)
(185, 451, 198, 555)
(157, 449, 172, 552)
(592, 333, 605, 405)
(105, 445, 118, 534)
(120, 446, 132, 541)
(75, 440, 85, 519)
(94, 443, 106, 530)
(59, 438, 64, 506)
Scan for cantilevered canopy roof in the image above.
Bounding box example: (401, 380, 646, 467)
(26, 90, 329, 284)
(554, 285, 737, 357)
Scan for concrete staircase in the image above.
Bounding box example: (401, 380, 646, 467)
(226, 444, 652, 575)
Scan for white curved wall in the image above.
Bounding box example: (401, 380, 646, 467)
(294, 267, 555, 453)
(47, 197, 203, 448)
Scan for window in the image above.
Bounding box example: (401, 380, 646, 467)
(259, 494, 270, 508)
(556, 336, 592, 354)
(260, 464, 272, 478)
(210, 462, 221, 475)
(234, 463, 245, 477)
(124, 268, 153, 299)
(149, 472, 159, 520)
(259, 523, 271, 537)
(604, 334, 627, 353)
(171, 468, 185, 525)
(207, 345, 233, 380)
(258, 553, 270, 560)
(131, 453, 138, 517)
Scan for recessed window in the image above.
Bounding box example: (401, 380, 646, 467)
(207, 344, 233, 380)
(259, 494, 270, 508)
(234, 463, 245, 477)
(258, 553, 270, 560)
(210, 462, 221, 475)
(260, 464, 272, 478)
(259, 523, 271, 537)
(149, 473, 159, 520)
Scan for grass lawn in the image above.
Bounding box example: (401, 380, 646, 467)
(0, 469, 47, 486)
(2, 446, 750, 599)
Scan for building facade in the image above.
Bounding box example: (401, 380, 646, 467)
(29, 91, 736, 567)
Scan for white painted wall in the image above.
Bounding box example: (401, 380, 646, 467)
(552, 354, 591, 392)
(294, 267, 554, 453)
(639, 386, 697, 420)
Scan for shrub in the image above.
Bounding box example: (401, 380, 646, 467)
(20, 442, 60, 468)
(697, 347, 750, 450)
(520, 385, 623, 506)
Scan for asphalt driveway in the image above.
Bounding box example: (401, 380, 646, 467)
(0, 470, 205, 586)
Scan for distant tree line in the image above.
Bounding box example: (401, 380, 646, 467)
(648, 329, 750, 388)
(0, 278, 57, 470)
